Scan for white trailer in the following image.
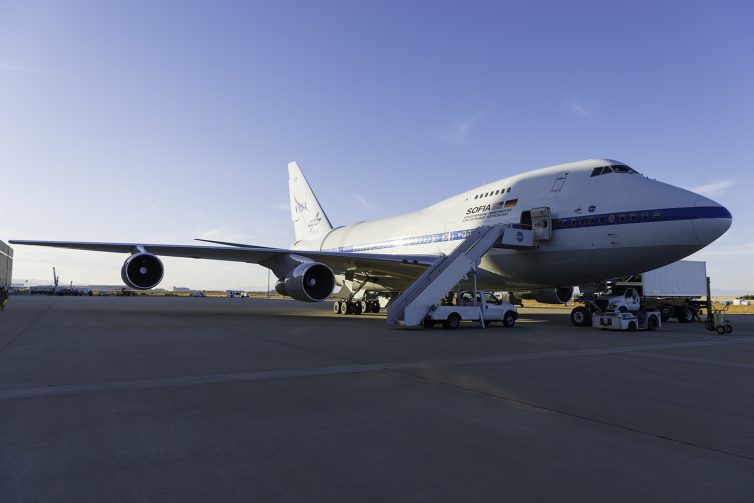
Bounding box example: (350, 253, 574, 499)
(571, 260, 707, 327)
(0, 241, 12, 289)
(424, 291, 518, 329)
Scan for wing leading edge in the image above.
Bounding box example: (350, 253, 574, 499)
(8, 240, 436, 280)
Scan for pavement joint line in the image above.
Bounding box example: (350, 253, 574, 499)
(0, 298, 59, 353)
(403, 371, 754, 464)
(629, 352, 754, 370)
(0, 337, 751, 402)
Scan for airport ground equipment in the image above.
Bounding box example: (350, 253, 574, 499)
(387, 223, 535, 327)
(592, 310, 661, 331)
(424, 291, 518, 329)
(571, 261, 707, 327)
(702, 278, 733, 334)
(0, 241, 13, 289)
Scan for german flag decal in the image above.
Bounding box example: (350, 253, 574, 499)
(504, 199, 518, 208)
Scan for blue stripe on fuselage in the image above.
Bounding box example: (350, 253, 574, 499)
(327, 206, 731, 253)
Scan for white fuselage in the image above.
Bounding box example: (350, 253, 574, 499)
(292, 160, 731, 291)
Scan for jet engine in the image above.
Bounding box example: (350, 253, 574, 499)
(121, 253, 164, 290)
(274, 262, 335, 302)
(523, 287, 575, 304)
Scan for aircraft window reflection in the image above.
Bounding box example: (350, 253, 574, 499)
(630, 213, 637, 222)
(591, 164, 639, 177)
(610, 164, 638, 174)
(653, 211, 662, 220)
(495, 190, 500, 195)
(642, 212, 649, 221)
(506, 188, 511, 193)
(474, 195, 478, 199)
(598, 216, 605, 224)
(608, 215, 615, 223)
(619, 214, 627, 223)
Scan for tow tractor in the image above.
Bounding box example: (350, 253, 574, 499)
(423, 290, 518, 329)
(593, 309, 661, 331)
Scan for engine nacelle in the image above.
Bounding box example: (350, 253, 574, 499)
(274, 262, 335, 302)
(121, 253, 164, 290)
(524, 287, 575, 304)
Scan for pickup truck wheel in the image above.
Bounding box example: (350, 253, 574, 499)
(502, 311, 516, 328)
(443, 313, 461, 330)
(570, 307, 591, 327)
(647, 315, 659, 331)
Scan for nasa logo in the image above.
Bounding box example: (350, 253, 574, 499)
(588, 205, 596, 213)
(516, 231, 524, 242)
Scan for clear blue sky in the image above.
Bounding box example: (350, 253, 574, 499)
(1, 1, 752, 292)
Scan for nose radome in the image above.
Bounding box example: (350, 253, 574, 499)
(693, 196, 732, 246)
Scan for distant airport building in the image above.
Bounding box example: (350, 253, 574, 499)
(0, 241, 13, 288)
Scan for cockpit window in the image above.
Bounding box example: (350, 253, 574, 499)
(590, 164, 639, 177)
(611, 164, 638, 174)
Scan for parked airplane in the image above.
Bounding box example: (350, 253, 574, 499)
(11, 159, 731, 313)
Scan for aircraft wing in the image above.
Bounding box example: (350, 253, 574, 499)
(8, 240, 436, 280)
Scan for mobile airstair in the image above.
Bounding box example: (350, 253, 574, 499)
(387, 223, 535, 327)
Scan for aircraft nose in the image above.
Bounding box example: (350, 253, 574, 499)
(693, 196, 732, 246)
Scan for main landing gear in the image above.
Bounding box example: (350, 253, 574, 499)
(332, 299, 381, 315)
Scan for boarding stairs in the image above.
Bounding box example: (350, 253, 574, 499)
(387, 223, 532, 327)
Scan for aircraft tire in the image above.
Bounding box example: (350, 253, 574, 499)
(339, 301, 349, 315)
(351, 302, 362, 315)
(333, 302, 341, 314)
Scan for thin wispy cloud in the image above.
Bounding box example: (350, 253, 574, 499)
(568, 97, 590, 117)
(0, 61, 38, 73)
(354, 194, 384, 214)
(689, 179, 732, 197)
(142, 201, 160, 216)
(435, 111, 484, 146)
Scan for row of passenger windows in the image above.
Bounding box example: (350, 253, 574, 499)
(553, 210, 662, 228)
(474, 187, 511, 199)
(590, 164, 639, 177)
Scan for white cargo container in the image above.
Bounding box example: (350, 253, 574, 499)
(0, 241, 13, 289)
(571, 260, 708, 327)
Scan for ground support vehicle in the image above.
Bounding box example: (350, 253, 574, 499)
(571, 261, 707, 327)
(704, 304, 733, 334)
(593, 310, 661, 331)
(423, 291, 517, 330)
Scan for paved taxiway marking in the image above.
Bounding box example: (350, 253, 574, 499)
(405, 365, 754, 464)
(631, 352, 754, 370)
(0, 337, 750, 402)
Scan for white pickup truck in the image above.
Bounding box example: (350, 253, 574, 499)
(424, 291, 518, 329)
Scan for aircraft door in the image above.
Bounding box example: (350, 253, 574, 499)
(441, 222, 458, 254)
(551, 171, 568, 192)
(531, 207, 552, 241)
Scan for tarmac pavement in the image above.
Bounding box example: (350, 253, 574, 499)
(1, 296, 753, 502)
